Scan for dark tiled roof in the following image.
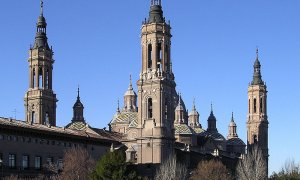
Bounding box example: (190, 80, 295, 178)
(0, 117, 121, 142)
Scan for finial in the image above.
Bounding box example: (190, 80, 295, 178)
(211, 102, 213, 112)
(256, 47, 259, 59)
(77, 85, 80, 99)
(231, 112, 234, 122)
(128, 74, 133, 90)
(192, 98, 196, 110)
(117, 99, 120, 113)
(40, 0, 44, 16)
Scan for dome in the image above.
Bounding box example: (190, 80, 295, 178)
(227, 138, 245, 146)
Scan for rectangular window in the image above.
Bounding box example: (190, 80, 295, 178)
(47, 157, 53, 165)
(35, 156, 41, 170)
(22, 155, 29, 169)
(57, 159, 63, 170)
(9, 154, 16, 168)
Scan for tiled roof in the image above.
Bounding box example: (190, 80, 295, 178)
(227, 138, 245, 146)
(192, 127, 205, 134)
(0, 117, 121, 142)
(200, 131, 226, 141)
(66, 121, 87, 131)
(111, 111, 137, 125)
(174, 124, 194, 135)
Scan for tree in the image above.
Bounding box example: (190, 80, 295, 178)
(191, 159, 232, 180)
(154, 155, 187, 180)
(236, 145, 267, 180)
(91, 150, 137, 180)
(60, 147, 95, 180)
(269, 159, 300, 180)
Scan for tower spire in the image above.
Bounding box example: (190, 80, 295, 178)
(40, 0, 44, 16)
(129, 74, 133, 90)
(252, 48, 264, 85)
(148, 0, 164, 23)
(228, 112, 238, 139)
(77, 85, 80, 99)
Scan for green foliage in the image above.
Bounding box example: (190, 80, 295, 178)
(90, 150, 138, 180)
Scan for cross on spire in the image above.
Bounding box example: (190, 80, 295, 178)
(77, 85, 80, 99)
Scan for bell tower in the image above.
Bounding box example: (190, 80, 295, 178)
(136, 0, 177, 164)
(24, 0, 57, 126)
(247, 49, 269, 173)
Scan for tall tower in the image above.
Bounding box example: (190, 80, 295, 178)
(136, 0, 177, 164)
(24, 1, 57, 126)
(247, 49, 268, 171)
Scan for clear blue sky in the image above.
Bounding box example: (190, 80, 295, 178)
(0, 0, 299, 174)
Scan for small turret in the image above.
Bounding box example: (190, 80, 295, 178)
(123, 75, 137, 112)
(207, 103, 218, 133)
(227, 112, 238, 139)
(175, 94, 188, 124)
(188, 99, 201, 128)
(72, 87, 85, 123)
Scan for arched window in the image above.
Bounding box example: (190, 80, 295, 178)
(248, 99, 250, 113)
(148, 44, 152, 69)
(38, 68, 43, 89)
(148, 98, 153, 119)
(260, 97, 263, 113)
(45, 112, 49, 125)
(254, 98, 257, 113)
(253, 135, 258, 144)
(33, 68, 36, 88)
(46, 69, 49, 89)
(165, 45, 169, 71)
(31, 111, 35, 123)
(157, 43, 162, 70)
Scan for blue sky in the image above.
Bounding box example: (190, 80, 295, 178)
(0, 0, 299, 174)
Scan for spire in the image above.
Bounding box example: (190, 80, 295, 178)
(77, 85, 80, 99)
(72, 87, 85, 122)
(207, 103, 217, 133)
(129, 74, 133, 90)
(251, 48, 264, 85)
(117, 99, 120, 113)
(228, 112, 238, 139)
(34, 0, 49, 50)
(124, 75, 137, 112)
(148, 0, 164, 23)
(40, 0, 44, 17)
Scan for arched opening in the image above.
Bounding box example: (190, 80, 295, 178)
(148, 98, 153, 119)
(31, 111, 35, 123)
(253, 135, 258, 144)
(33, 68, 36, 88)
(260, 97, 263, 113)
(165, 45, 169, 71)
(148, 44, 152, 69)
(254, 98, 257, 113)
(157, 43, 162, 70)
(45, 112, 49, 125)
(38, 68, 43, 89)
(46, 69, 49, 89)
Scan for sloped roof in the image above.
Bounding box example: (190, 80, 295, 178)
(227, 138, 246, 146)
(0, 117, 120, 142)
(110, 112, 137, 125)
(192, 126, 205, 134)
(66, 121, 87, 131)
(174, 124, 194, 135)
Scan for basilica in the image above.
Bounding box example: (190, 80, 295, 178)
(0, 0, 269, 178)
